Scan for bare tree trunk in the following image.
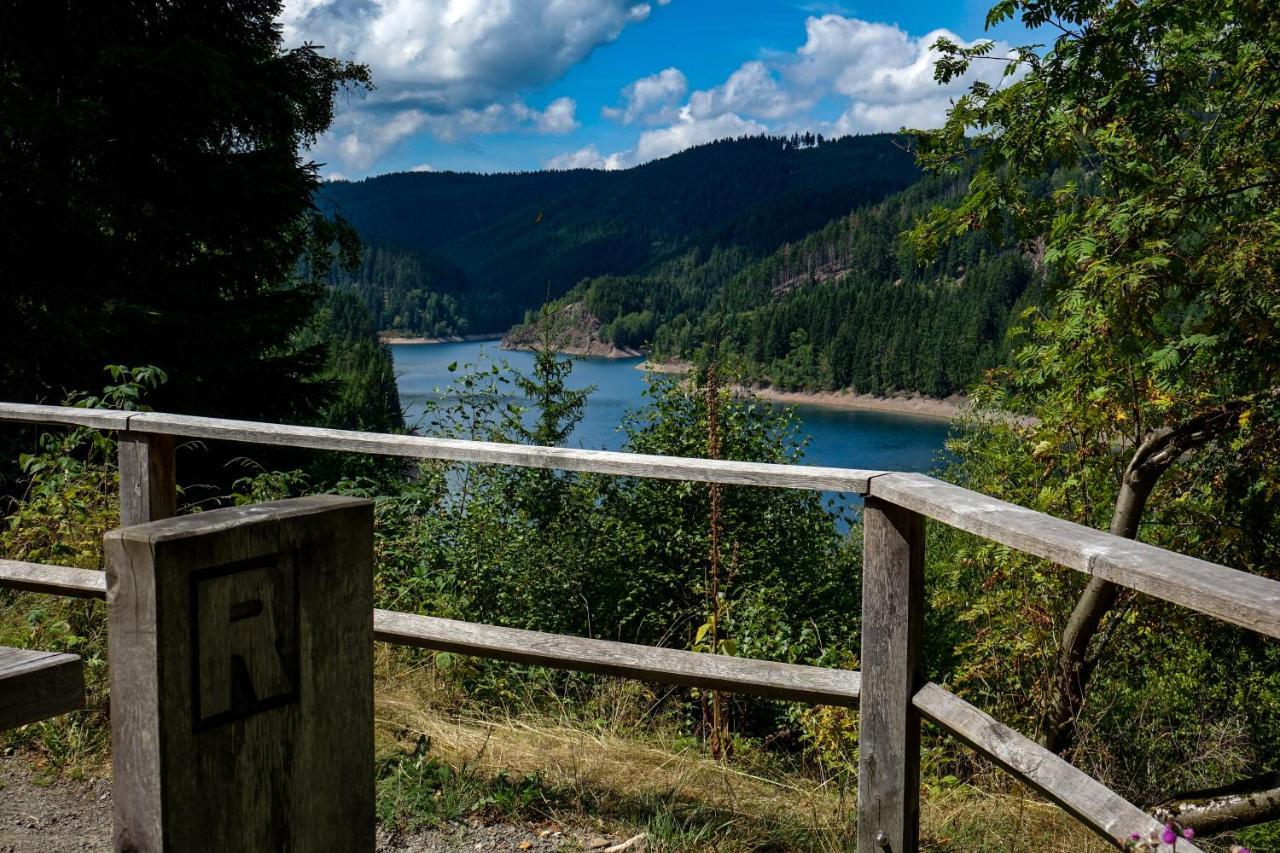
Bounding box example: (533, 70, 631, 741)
(1037, 402, 1250, 756)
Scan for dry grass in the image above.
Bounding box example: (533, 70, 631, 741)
(373, 652, 1113, 852)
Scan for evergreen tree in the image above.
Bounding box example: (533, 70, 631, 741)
(0, 0, 370, 424)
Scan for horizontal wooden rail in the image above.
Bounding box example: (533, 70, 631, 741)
(0, 561, 859, 707)
(914, 682, 1204, 851)
(6, 403, 1277, 641)
(0, 560, 107, 599)
(868, 473, 1280, 640)
(375, 609, 860, 706)
(0, 403, 881, 493)
(0, 402, 134, 430)
(0, 646, 85, 731)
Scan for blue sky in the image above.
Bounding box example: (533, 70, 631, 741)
(281, 0, 1032, 179)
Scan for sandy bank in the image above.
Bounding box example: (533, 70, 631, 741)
(636, 360, 961, 420)
(737, 386, 962, 420)
(380, 333, 503, 345)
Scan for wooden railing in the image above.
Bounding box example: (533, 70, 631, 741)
(3, 402, 1278, 851)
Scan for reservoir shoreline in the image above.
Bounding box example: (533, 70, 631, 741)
(385, 339, 959, 422)
(391, 339, 952, 474)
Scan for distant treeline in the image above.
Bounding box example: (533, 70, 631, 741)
(543, 175, 1041, 398)
(320, 134, 923, 334)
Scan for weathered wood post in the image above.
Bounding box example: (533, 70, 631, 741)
(104, 495, 375, 853)
(858, 497, 925, 853)
(118, 432, 176, 526)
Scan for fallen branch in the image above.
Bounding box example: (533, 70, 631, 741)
(1156, 772, 1280, 835)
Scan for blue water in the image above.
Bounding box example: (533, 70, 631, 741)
(391, 341, 952, 477)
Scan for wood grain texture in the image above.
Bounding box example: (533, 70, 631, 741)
(118, 433, 176, 527)
(858, 497, 925, 853)
(0, 402, 134, 430)
(373, 610, 860, 706)
(914, 682, 1206, 852)
(867, 472, 1280, 639)
(105, 495, 375, 853)
(0, 646, 84, 731)
(124, 411, 880, 493)
(0, 560, 106, 598)
(0, 562, 859, 706)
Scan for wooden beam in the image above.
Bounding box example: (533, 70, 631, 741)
(0, 646, 85, 731)
(858, 497, 925, 853)
(0, 560, 106, 598)
(0, 402, 134, 430)
(0, 564, 861, 706)
(123, 412, 881, 493)
(868, 472, 1280, 640)
(373, 610, 861, 706)
(914, 682, 1206, 852)
(119, 432, 176, 526)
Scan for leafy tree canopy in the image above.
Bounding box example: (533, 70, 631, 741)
(910, 0, 1280, 828)
(912, 0, 1280, 441)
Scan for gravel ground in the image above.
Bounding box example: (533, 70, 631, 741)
(0, 759, 636, 853)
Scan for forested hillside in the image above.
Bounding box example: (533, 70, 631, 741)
(655, 176, 1039, 396)
(528, 174, 1040, 397)
(318, 134, 922, 334)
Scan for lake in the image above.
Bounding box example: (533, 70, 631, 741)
(391, 341, 953, 478)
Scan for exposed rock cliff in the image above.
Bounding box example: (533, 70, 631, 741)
(501, 302, 643, 359)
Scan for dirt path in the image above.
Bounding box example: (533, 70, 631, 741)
(0, 760, 110, 852)
(0, 759, 628, 852)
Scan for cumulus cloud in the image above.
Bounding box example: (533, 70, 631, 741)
(320, 99, 578, 171)
(602, 67, 688, 125)
(282, 0, 652, 107)
(557, 13, 1017, 169)
(545, 144, 626, 171)
(529, 96, 580, 134)
(548, 110, 766, 171)
(633, 111, 767, 163)
(298, 2, 1014, 175)
(789, 15, 1017, 132)
(686, 61, 805, 121)
(283, 0, 654, 172)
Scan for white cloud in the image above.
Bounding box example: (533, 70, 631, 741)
(789, 15, 1017, 131)
(548, 110, 766, 172)
(282, 0, 655, 108)
(581, 14, 1018, 166)
(333, 109, 429, 171)
(633, 111, 767, 163)
(686, 61, 804, 121)
(602, 67, 688, 125)
(544, 144, 626, 171)
(832, 96, 956, 134)
(317, 98, 578, 170)
(298, 3, 1014, 176)
(531, 96, 580, 134)
(283, 0, 658, 173)
(409, 163, 434, 172)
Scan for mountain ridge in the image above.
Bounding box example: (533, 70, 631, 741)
(319, 133, 923, 335)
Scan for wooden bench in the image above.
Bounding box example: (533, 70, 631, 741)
(0, 646, 85, 731)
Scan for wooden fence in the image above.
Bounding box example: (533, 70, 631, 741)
(3, 401, 1279, 851)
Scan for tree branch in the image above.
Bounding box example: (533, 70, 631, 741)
(1156, 772, 1280, 835)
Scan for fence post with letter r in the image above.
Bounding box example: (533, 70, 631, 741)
(104, 495, 374, 853)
